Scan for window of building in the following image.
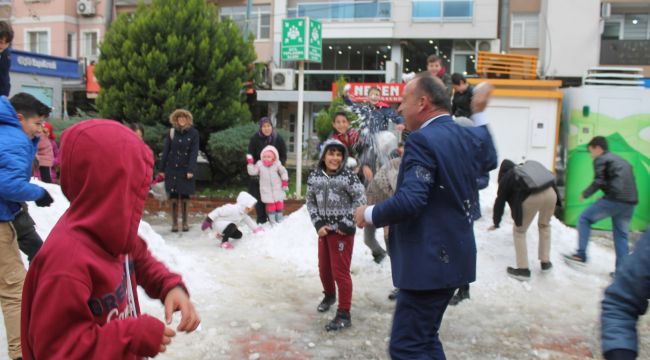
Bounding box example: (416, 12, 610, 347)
(602, 14, 649, 40)
(220, 5, 271, 40)
(510, 13, 539, 48)
(602, 17, 623, 40)
(412, 0, 473, 21)
(290, 1, 392, 21)
(67, 33, 77, 58)
(21, 85, 53, 107)
(26, 30, 49, 54)
(452, 52, 476, 76)
(622, 14, 649, 40)
(82, 31, 100, 59)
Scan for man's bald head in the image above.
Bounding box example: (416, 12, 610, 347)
(412, 72, 451, 113)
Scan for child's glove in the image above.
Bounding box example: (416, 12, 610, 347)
(246, 154, 254, 165)
(201, 217, 213, 231)
(282, 180, 289, 192)
(253, 226, 264, 234)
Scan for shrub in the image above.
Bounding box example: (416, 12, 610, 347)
(208, 122, 290, 185)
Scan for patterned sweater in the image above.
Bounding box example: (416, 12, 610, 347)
(307, 139, 366, 235)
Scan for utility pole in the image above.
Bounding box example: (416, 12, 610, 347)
(244, 0, 253, 39)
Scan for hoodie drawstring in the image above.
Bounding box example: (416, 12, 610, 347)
(124, 255, 138, 318)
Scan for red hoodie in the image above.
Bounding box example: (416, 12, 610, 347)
(21, 120, 186, 360)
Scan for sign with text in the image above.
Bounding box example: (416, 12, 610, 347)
(10, 49, 81, 79)
(281, 18, 322, 62)
(332, 82, 405, 103)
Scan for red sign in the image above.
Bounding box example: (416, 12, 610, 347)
(86, 64, 100, 93)
(332, 82, 404, 103)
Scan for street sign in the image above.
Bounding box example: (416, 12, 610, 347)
(308, 19, 322, 63)
(281, 18, 321, 63)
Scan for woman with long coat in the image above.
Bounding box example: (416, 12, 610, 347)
(247, 117, 287, 223)
(160, 109, 199, 232)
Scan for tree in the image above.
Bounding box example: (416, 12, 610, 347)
(95, 0, 257, 141)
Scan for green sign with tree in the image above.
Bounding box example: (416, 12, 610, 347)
(281, 18, 321, 63)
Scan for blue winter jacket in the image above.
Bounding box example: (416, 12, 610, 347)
(601, 227, 650, 360)
(0, 96, 45, 221)
(371, 115, 497, 290)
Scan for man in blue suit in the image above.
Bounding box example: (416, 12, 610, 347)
(356, 74, 497, 359)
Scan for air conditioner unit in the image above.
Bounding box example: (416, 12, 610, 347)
(601, 3, 611, 18)
(475, 39, 501, 53)
(272, 68, 295, 90)
(77, 0, 96, 16)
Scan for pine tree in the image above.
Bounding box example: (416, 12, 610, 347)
(95, 0, 256, 137)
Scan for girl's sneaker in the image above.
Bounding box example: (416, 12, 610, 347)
(220, 241, 234, 250)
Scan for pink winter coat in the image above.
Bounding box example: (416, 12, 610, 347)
(247, 145, 288, 203)
(36, 135, 54, 167)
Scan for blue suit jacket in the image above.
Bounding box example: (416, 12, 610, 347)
(372, 115, 497, 290)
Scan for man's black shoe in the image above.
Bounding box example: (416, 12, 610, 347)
(507, 267, 531, 281)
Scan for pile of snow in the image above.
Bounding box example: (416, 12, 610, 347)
(2, 178, 644, 359)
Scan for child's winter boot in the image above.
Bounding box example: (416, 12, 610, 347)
(268, 211, 278, 226)
(275, 212, 284, 223)
(220, 241, 234, 250)
(317, 293, 336, 312)
(325, 310, 351, 331)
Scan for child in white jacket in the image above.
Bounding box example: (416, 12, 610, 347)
(247, 145, 289, 225)
(201, 192, 262, 249)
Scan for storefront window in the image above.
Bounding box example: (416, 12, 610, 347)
(307, 42, 391, 71)
(401, 39, 453, 74)
(21, 85, 53, 107)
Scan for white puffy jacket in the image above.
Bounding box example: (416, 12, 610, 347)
(207, 192, 258, 233)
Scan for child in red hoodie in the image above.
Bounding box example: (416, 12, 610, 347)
(21, 120, 200, 360)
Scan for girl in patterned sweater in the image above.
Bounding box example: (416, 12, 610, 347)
(307, 139, 366, 332)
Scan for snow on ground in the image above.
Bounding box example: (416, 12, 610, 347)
(1, 179, 649, 359)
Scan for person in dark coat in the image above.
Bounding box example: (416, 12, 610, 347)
(564, 136, 638, 273)
(0, 21, 13, 97)
(601, 226, 650, 360)
(247, 116, 287, 224)
(489, 159, 562, 280)
(355, 73, 497, 359)
(451, 73, 474, 118)
(159, 109, 199, 232)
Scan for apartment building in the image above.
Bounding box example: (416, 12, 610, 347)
(503, 0, 650, 81)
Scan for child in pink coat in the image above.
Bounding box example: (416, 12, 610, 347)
(246, 145, 289, 225)
(43, 122, 60, 183)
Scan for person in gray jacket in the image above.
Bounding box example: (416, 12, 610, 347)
(564, 136, 638, 273)
(601, 226, 650, 360)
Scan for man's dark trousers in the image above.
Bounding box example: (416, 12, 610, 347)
(389, 288, 456, 360)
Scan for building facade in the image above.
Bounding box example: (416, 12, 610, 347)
(503, 0, 650, 80)
(255, 0, 500, 159)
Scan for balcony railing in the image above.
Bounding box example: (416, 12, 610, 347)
(412, 0, 473, 21)
(287, 1, 391, 21)
(600, 39, 650, 66)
